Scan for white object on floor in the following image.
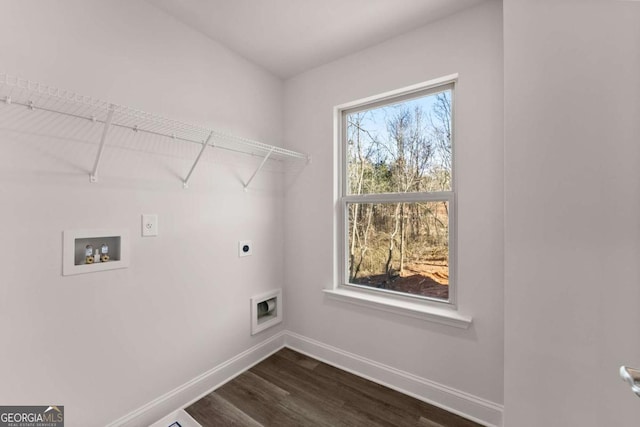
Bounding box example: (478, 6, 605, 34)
(148, 409, 202, 427)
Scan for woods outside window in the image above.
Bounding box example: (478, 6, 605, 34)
(338, 78, 456, 305)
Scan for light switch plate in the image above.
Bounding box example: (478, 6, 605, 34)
(142, 214, 158, 237)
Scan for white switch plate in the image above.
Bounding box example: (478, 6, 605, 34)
(239, 240, 252, 257)
(142, 214, 158, 237)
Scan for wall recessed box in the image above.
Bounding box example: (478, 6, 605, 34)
(63, 229, 130, 276)
(250, 289, 282, 335)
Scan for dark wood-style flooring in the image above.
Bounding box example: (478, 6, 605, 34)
(185, 348, 482, 427)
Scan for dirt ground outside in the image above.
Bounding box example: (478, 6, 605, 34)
(352, 260, 449, 299)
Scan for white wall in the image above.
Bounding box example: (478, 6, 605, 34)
(283, 0, 504, 412)
(9, 1, 638, 425)
(504, 0, 640, 425)
(0, 1, 287, 426)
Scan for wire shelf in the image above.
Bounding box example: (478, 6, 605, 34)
(0, 73, 309, 188)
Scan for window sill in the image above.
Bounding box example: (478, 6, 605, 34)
(323, 288, 472, 329)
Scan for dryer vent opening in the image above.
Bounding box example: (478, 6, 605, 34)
(251, 289, 282, 335)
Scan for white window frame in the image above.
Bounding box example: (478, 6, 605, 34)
(327, 74, 471, 328)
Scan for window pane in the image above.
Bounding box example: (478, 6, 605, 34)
(345, 89, 452, 195)
(347, 201, 449, 300)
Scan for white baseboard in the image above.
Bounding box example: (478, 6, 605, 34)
(107, 330, 503, 427)
(105, 331, 286, 427)
(284, 331, 503, 427)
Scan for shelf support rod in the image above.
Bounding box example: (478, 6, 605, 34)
(244, 147, 275, 192)
(183, 131, 214, 189)
(90, 105, 115, 183)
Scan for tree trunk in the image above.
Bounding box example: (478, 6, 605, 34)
(353, 204, 373, 279)
(399, 203, 405, 275)
(385, 203, 402, 275)
(349, 202, 359, 280)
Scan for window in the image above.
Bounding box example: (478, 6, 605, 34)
(337, 77, 456, 305)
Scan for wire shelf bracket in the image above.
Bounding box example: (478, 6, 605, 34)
(90, 105, 115, 183)
(244, 147, 275, 192)
(0, 73, 309, 189)
(183, 131, 214, 189)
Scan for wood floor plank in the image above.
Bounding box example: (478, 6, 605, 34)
(262, 354, 425, 426)
(186, 349, 483, 427)
(274, 347, 321, 370)
(250, 356, 374, 426)
(252, 354, 405, 426)
(312, 361, 479, 427)
(185, 393, 264, 427)
(418, 416, 448, 427)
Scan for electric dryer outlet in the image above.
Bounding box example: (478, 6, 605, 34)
(239, 240, 252, 257)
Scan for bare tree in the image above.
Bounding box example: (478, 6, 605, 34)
(382, 106, 433, 277)
(347, 113, 378, 280)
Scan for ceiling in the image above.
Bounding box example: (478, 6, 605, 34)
(147, 0, 486, 79)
